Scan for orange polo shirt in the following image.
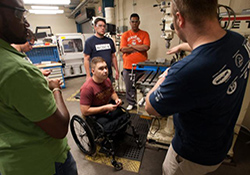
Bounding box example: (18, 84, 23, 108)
(120, 29, 150, 69)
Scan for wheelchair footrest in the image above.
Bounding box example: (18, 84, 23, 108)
(111, 160, 123, 171)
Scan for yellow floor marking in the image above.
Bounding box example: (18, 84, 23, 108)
(67, 89, 80, 102)
(85, 147, 141, 173)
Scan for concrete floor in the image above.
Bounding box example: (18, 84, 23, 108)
(62, 76, 250, 175)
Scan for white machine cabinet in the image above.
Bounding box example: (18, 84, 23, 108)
(57, 33, 86, 78)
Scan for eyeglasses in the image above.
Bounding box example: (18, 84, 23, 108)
(96, 24, 106, 28)
(28, 40, 34, 46)
(0, 2, 27, 20)
(130, 20, 139, 23)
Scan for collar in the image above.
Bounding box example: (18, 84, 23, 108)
(0, 38, 26, 58)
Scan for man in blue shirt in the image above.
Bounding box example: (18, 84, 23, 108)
(145, 0, 250, 174)
(84, 17, 119, 82)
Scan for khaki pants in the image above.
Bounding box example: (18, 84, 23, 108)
(162, 144, 221, 175)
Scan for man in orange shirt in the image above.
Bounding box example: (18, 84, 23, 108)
(120, 13, 150, 110)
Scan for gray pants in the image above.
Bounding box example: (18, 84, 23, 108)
(123, 69, 144, 106)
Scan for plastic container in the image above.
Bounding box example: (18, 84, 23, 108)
(105, 7, 115, 25)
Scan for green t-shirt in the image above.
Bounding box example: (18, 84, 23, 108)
(0, 39, 70, 175)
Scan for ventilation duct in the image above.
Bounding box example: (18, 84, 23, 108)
(75, 7, 95, 24)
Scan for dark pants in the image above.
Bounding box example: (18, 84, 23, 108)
(95, 108, 128, 133)
(54, 151, 78, 175)
(123, 69, 145, 106)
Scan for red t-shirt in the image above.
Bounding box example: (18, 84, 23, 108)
(120, 29, 150, 69)
(80, 78, 114, 106)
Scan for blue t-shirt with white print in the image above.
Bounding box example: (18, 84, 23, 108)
(84, 35, 116, 74)
(150, 30, 250, 165)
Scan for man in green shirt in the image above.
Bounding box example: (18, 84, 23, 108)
(0, 0, 77, 175)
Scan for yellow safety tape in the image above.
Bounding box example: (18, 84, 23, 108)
(85, 147, 141, 173)
(67, 89, 80, 102)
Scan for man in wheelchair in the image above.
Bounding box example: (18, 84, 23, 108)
(75, 56, 141, 170)
(80, 56, 125, 132)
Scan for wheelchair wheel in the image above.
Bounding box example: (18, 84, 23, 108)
(70, 115, 96, 155)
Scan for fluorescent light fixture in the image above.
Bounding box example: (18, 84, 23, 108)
(24, 0, 70, 5)
(31, 6, 59, 10)
(29, 9, 64, 14)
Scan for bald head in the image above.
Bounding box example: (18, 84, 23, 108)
(1, 0, 24, 7)
(0, 0, 28, 44)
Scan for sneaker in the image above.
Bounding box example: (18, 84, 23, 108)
(126, 104, 134, 111)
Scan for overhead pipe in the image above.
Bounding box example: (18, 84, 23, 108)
(67, 0, 91, 18)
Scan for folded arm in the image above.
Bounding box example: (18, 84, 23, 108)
(35, 79, 69, 139)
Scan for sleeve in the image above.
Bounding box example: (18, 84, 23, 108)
(84, 38, 92, 55)
(149, 74, 196, 116)
(1, 67, 57, 122)
(143, 31, 150, 47)
(80, 85, 93, 106)
(120, 32, 128, 49)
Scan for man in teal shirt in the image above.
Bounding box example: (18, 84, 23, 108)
(0, 0, 77, 175)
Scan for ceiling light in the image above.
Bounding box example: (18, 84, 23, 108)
(24, 0, 70, 5)
(31, 6, 59, 10)
(29, 9, 64, 14)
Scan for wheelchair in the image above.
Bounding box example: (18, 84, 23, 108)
(70, 106, 143, 171)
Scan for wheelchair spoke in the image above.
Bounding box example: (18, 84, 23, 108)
(80, 137, 91, 151)
(70, 115, 96, 155)
(74, 122, 87, 137)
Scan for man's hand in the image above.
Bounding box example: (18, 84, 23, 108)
(49, 78, 61, 90)
(41, 69, 52, 77)
(115, 71, 119, 80)
(166, 43, 192, 55)
(86, 75, 91, 81)
(115, 98, 122, 106)
(104, 104, 118, 112)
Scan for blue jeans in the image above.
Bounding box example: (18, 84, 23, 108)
(54, 151, 78, 175)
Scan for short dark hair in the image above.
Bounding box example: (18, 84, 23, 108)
(130, 13, 140, 20)
(172, 0, 218, 26)
(94, 18, 106, 26)
(91, 57, 106, 69)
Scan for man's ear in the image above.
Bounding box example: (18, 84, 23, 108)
(176, 12, 185, 28)
(91, 68, 94, 74)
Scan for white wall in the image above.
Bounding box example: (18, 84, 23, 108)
(26, 14, 77, 34)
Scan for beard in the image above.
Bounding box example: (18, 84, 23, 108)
(96, 31, 105, 37)
(2, 22, 27, 44)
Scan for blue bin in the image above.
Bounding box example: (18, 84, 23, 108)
(26, 46, 60, 64)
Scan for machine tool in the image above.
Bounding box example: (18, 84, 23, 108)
(153, 0, 174, 49)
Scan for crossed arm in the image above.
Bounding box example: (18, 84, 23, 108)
(120, 44, 150, 54)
